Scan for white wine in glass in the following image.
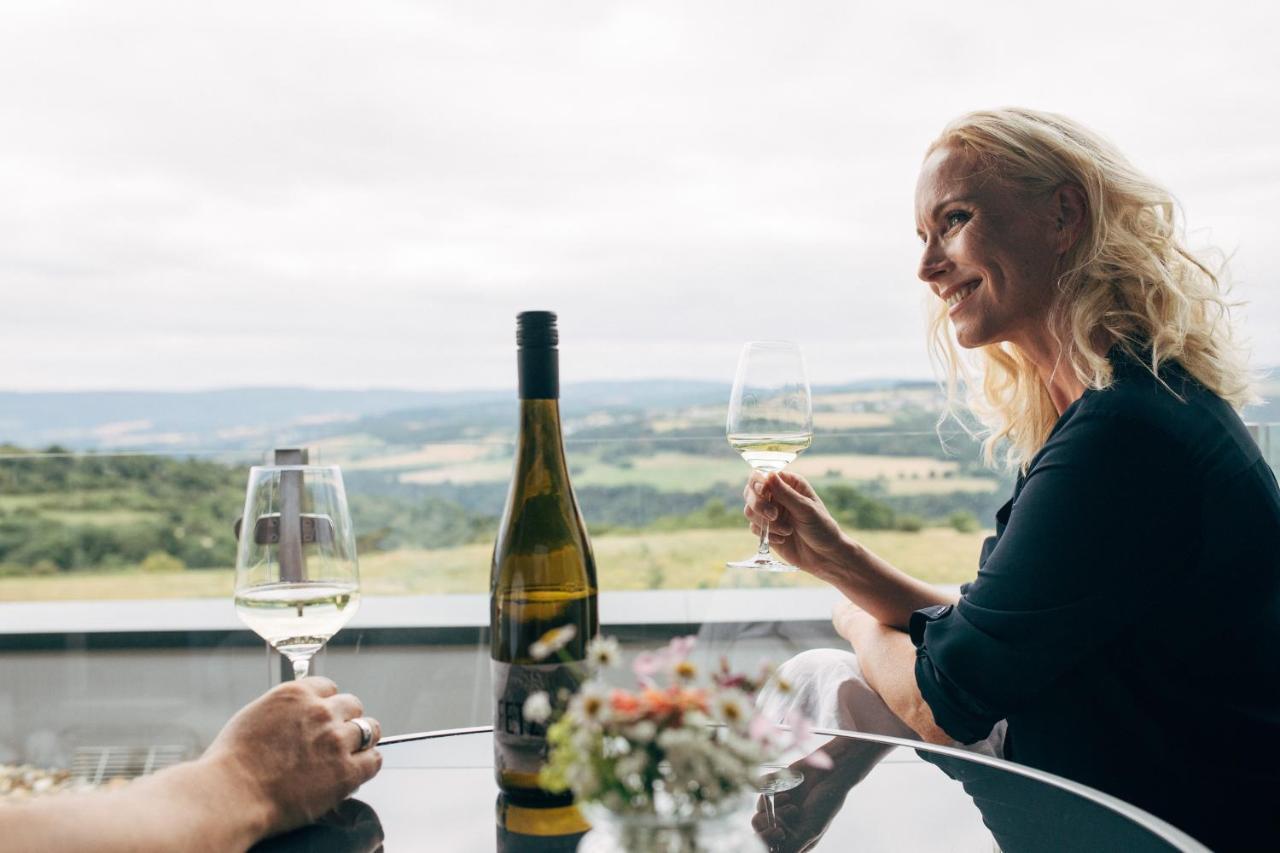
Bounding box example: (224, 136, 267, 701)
(234, 464, 361, 680)
(727, 341, 813, 571)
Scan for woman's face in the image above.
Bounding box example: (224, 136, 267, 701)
(914, 145, 1064, 351)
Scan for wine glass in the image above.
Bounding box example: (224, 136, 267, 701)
(726, 340, 813, 571)
(756, 765, 804, 828)
(234, 464, 361, 680)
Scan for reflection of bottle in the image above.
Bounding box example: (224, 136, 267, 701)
(491, 311, 599, 805)
(495, 795, 590, 852)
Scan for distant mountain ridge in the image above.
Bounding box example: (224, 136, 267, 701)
(0, 382, 743, 450)
(2, 370, 1274, 452)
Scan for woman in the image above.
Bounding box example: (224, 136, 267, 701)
(747, 108, 1280, 851)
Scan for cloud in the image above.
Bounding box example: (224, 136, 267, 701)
(1, 0, 1277, 390)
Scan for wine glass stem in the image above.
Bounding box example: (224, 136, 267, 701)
(757, 518, 771, 556)
(292, 656, 312, 680)
(764, 792, 778, 826)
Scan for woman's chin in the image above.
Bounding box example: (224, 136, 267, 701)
(951, 326, 984, 349)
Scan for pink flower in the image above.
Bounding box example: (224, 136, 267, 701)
(633, 636, 697, 684)
(749, 714, 777, 746)
(667, 635, 696, 659)
(633, 651, 662, 679)
(786, 711, 813, 747)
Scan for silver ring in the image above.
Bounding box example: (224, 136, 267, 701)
(351, 716, 375, 752)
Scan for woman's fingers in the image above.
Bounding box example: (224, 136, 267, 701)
(750, 521, 793, 539)
(777, 470, 818, 499)
(743, 477, 780, 518)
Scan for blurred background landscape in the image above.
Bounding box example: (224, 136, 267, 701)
(0, 377, 1027, 599)
(4, 371, 1279, 600)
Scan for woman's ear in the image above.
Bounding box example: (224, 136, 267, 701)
(1053, 183, 1088, 255)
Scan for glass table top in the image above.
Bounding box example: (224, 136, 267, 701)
(252, 726, 1208, 853)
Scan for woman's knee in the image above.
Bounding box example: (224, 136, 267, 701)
(777, 647, 864, 684)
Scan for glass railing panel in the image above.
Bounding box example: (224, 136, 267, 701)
(0, 398, 1015, 769)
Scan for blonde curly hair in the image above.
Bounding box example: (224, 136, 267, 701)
(925, 107, 1253, 471)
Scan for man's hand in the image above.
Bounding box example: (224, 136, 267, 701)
(201, 677, 384, 837)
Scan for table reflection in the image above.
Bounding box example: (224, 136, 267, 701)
(258, 729, 1205, 852)
(250, 798, 384, 853)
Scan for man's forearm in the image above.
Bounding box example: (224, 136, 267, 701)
(0, 756, 271, 853)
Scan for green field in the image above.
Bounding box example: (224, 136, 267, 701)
(386, 448, 995, 497)
(40, 509, 162, 527)
(0, 526, 988, 601)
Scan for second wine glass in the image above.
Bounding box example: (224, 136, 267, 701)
(234, 464, 361, 679)
(726, 341, 813, 572)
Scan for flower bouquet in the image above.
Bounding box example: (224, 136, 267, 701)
(522, 631, 828, 852)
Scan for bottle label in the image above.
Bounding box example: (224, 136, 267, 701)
(492, 660, 582, 777)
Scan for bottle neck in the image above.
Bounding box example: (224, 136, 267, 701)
(515, 399, 566, 476)
(518, 347, 558, 400)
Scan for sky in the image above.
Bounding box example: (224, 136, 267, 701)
(2, 0, 1278, 392)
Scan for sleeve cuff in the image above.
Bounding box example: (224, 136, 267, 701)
(910, 604, 1000, 745)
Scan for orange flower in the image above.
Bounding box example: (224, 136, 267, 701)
(642, 687, 676, 716)
(610, 689, 642, 717)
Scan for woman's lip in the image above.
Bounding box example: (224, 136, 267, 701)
(946, 281, 980, 315)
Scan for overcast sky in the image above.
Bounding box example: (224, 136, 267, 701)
(3, 1, 1278, 392)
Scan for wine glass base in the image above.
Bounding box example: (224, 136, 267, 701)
(726, 555, 798, 572)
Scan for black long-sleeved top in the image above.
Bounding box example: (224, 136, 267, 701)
(911, 353, 1280, 851)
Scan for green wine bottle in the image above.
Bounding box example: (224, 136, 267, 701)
(491, 310, 599, 806)
(494, 794, 589, 852)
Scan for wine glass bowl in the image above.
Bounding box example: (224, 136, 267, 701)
(234, 464, 361, 679)
(755, 765, 804, 828)
(727, 341, 813, 572)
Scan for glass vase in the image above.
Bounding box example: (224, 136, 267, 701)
(577, 796, 766, 853)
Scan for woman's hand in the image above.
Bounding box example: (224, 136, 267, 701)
(742, 470, 849, 579)
(751, 738, 893, 852)
(200, 677, 384, 838)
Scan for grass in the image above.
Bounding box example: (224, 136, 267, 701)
(0, 526, 988, 601)
(790, 454, 959, 481)
(389, 448, 977, 494)
(571, 453, 743, 490)
(345, 443, 498, 471)
(40, 509, 162, 527)
(878, 477, 998, 496)
(0, 495, 53, 510)
(811, 412, 895, 430)
(399, 460, 515, 485)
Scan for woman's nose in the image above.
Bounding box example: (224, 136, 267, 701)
(918, 239, 951, 284)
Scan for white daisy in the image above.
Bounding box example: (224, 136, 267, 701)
(587, 635, 621, 668)
(522, 691, 552, 724)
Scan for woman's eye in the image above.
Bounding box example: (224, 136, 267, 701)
(944, 210, 970, 230)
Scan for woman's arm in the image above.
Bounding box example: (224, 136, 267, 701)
(0, 678, 383, 853)
(833, 601, 952, 745)
(743, 470, 957, 628)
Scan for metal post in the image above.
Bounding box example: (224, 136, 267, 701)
(274, 448, 308, 681)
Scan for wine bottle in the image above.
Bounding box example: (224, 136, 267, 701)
(495, 795, 589, 852)
(491, 310, 599, 806)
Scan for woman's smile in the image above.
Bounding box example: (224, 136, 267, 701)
(944, 280, 981, 313)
